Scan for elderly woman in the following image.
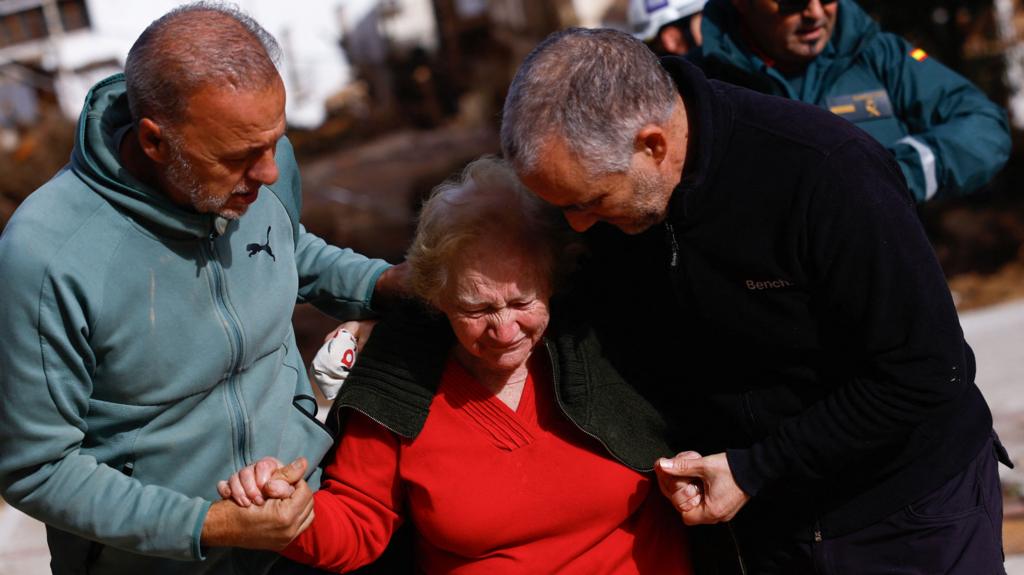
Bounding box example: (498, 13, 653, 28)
(221, 157, 693, 573)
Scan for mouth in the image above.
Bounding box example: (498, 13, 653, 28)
(487, 338, 528, 353)
(233, 188, 260, 205)
(795, 24, 824, 42)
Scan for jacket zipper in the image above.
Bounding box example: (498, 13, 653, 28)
(202, 236, 250, 465)
(727, 521, 749, 575)
(664, 221, 680, 268)
(811, 520, 826, 572)
(543, 340, 641, 471)
(336, 404, 406, 437)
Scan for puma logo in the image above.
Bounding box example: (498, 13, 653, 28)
(247, 226, 276, 261)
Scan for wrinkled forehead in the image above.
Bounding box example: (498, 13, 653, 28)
(174, 80, 286, 144)
(447, 244, 550, 299)
(518, 137, 593, 205)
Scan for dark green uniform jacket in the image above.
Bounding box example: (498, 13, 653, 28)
(694, 0, 1011, 202)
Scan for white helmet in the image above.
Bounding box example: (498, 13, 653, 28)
(628, 0, 707, 43)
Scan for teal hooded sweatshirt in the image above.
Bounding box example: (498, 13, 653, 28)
(0, 74, 390, 574)
(695, 0, 1011, 202)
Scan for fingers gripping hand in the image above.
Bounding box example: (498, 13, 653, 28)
(655, 452, 751, 526)
(203, 458, 316, 551)
(217, 456, 297, 507)
(654, 451, 704, 514)
(258, 457, 315, 549)
(326, 320, 377, 353)
(312, 321, 376, 401)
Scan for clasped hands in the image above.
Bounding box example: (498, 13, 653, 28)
(201, 456, 313, 551)
(201, 320, 377, 551)
(204, 448, 749, 550)
(654, 451, 751, 525)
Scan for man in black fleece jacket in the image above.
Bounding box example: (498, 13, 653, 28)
(501, 27, 1012, 573)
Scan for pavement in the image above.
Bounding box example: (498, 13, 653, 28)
(2, 299, 1023, 574)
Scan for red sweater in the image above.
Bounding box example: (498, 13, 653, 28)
(283, 355, 692, 574)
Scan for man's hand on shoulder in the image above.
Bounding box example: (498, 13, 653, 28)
(371, 262, 412, 311)
(202, 458, 314, 550)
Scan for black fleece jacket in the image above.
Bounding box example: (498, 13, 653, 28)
(575, 57, 994, 538)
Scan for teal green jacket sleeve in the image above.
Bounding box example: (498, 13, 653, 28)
(295, 224, 391, 320)
(0, 227, 209, 561)
(874, 33, 1011, 201)
(267, 138, 392, 320)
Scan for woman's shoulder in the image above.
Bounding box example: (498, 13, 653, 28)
(328, 304, 454, 439)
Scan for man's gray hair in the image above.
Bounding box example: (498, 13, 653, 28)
(125, 2, 282, 126)
(501, 27, 677, 176)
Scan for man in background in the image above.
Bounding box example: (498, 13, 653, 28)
(629, 0, 708, 55)
(693, 0, 1010, 202)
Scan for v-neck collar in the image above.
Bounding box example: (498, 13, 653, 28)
(441, 357, 538, 451)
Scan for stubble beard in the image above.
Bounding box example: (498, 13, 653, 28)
(165, 142, 246, 220)
(621, 166, 669, 234)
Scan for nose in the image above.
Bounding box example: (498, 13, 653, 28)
(802, 0, 826, 18)
(564, 210, 599, 233)
(488, 311, 521, 345)
(247, 148, 279, 185)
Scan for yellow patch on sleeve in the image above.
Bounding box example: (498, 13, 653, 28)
(910, 48, 928, 62)
(829, 104, 857, 115)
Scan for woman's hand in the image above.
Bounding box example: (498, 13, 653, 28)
(218, 456, 298, 507)
(203, 457, 314, 550)
(324, 319, 378, 353)
(311, 320, 376, 400)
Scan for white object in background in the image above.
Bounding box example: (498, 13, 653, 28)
(309, 329, 358, 400)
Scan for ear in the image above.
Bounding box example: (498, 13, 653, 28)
(658, 25, 688, 55)
(635, 125, 670, 165)
(136, 118, 170, 163)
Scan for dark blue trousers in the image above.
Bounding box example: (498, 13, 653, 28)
(730, 434, 1010, 575)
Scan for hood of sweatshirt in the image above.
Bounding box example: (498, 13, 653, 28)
(69, 73, 219, 240)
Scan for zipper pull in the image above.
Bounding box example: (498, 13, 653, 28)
(664, 222, 680, 268)
(211, 216, 228, 239)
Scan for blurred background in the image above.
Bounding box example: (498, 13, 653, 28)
(0, 0, 1023, 572)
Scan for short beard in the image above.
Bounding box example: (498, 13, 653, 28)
(164, 136, 246, 220)
(621, 166, 669, 234)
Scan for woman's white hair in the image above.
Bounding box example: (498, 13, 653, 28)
(407, 156, 580, 307)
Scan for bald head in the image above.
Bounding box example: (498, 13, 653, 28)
(125, 2, 281, 128)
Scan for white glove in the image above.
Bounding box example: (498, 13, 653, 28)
(309, 329, 358, 400)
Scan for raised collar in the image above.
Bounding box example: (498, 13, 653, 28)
(660, 56, 732, 225)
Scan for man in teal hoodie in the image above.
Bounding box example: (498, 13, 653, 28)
(0, 4, 404, 574)
(694, 0, 1011, 202)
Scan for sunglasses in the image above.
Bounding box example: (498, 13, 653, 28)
(774, 0, 837, 15)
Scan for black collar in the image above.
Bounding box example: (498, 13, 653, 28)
(660, 56, 733, 225)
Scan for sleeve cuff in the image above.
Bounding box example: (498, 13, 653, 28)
(364, 263, 392, 312)
(191, 499, 213, 561)
(726, 448, 766, 498)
